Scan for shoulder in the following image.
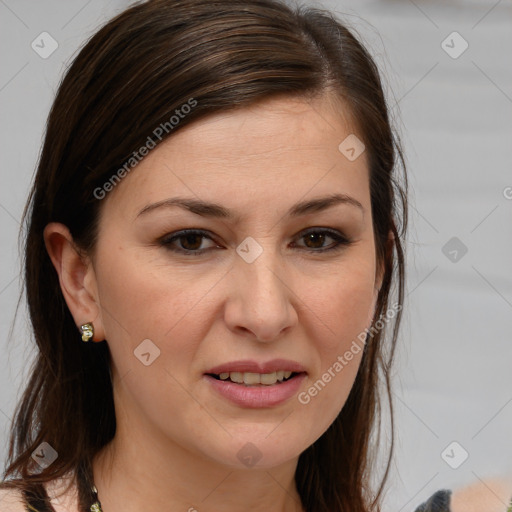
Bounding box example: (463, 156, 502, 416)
(0, 486, 27, 512)
(414, 478, 512, 512)
(0, 472, 79, 512)
(450, 478, 512, 512)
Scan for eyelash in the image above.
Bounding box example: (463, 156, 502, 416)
(159, 228, 352, 256)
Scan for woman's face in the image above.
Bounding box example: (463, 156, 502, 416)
(88, 94, 382, 469)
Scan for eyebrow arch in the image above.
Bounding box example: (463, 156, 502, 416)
(136, 193, 364, 221)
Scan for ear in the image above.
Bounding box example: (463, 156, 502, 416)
(43, 222, 105, 342)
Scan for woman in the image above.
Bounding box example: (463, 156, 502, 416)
(0, 0, 469, 510)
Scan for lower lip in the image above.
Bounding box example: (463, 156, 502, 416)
(204, 373, 307, 408)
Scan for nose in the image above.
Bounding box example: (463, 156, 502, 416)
(223, 247, 298, 342)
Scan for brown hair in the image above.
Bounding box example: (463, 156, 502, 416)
(1, 1, 407, 511)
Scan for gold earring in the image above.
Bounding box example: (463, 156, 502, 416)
(80, 322, 94, 342)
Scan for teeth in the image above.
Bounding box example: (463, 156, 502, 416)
(244, 372, 261, 385)
(229, 372, 244, 384)
(217, 370, 294, 385)
(260, 372, 277, 385)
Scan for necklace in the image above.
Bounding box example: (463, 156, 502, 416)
(89, 485, 103, 512)
(76, 460, 103, 512)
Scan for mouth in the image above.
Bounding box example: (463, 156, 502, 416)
(204, 367, 307, 408)
(206, 370, 304, 386)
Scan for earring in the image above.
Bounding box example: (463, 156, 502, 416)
(80, 322, 94, 342)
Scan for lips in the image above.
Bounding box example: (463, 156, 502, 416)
(204, 369, 307, 408)
(204, 359, 307, 407)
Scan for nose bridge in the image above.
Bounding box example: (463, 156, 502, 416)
(243, 249, 283, 303)
(226, 240, 297, 341)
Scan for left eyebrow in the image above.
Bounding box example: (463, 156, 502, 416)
(136, 193, 364, 221)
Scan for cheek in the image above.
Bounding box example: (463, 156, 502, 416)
(94, 244, 210, 357)
(93, 241, 239, 403)
(296, 259, 377, 420)
(321, 280, 373, 378)
(307, 260, 377, 353)
(93, 246, 215, 419)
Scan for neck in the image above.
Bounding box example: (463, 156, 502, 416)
(92, 426, 304, 512)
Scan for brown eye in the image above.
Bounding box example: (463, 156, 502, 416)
(160, 229, 219, 255)
(303, 232, 327, 249)
(179, 233, 204, 251)
(293, 228, 351, 253)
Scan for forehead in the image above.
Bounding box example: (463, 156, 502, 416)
(164, 94, 359, 160)
(99, 94, 369, 222)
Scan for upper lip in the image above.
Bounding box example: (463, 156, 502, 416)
(205, 359, 306, 375)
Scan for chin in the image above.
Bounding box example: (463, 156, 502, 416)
(205, 433, 308, 471)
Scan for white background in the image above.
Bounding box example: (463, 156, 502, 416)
(1, 1, 511, 511)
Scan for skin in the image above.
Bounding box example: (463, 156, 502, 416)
(451, 478, 512, 512)
(43, 93, 385, 512)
